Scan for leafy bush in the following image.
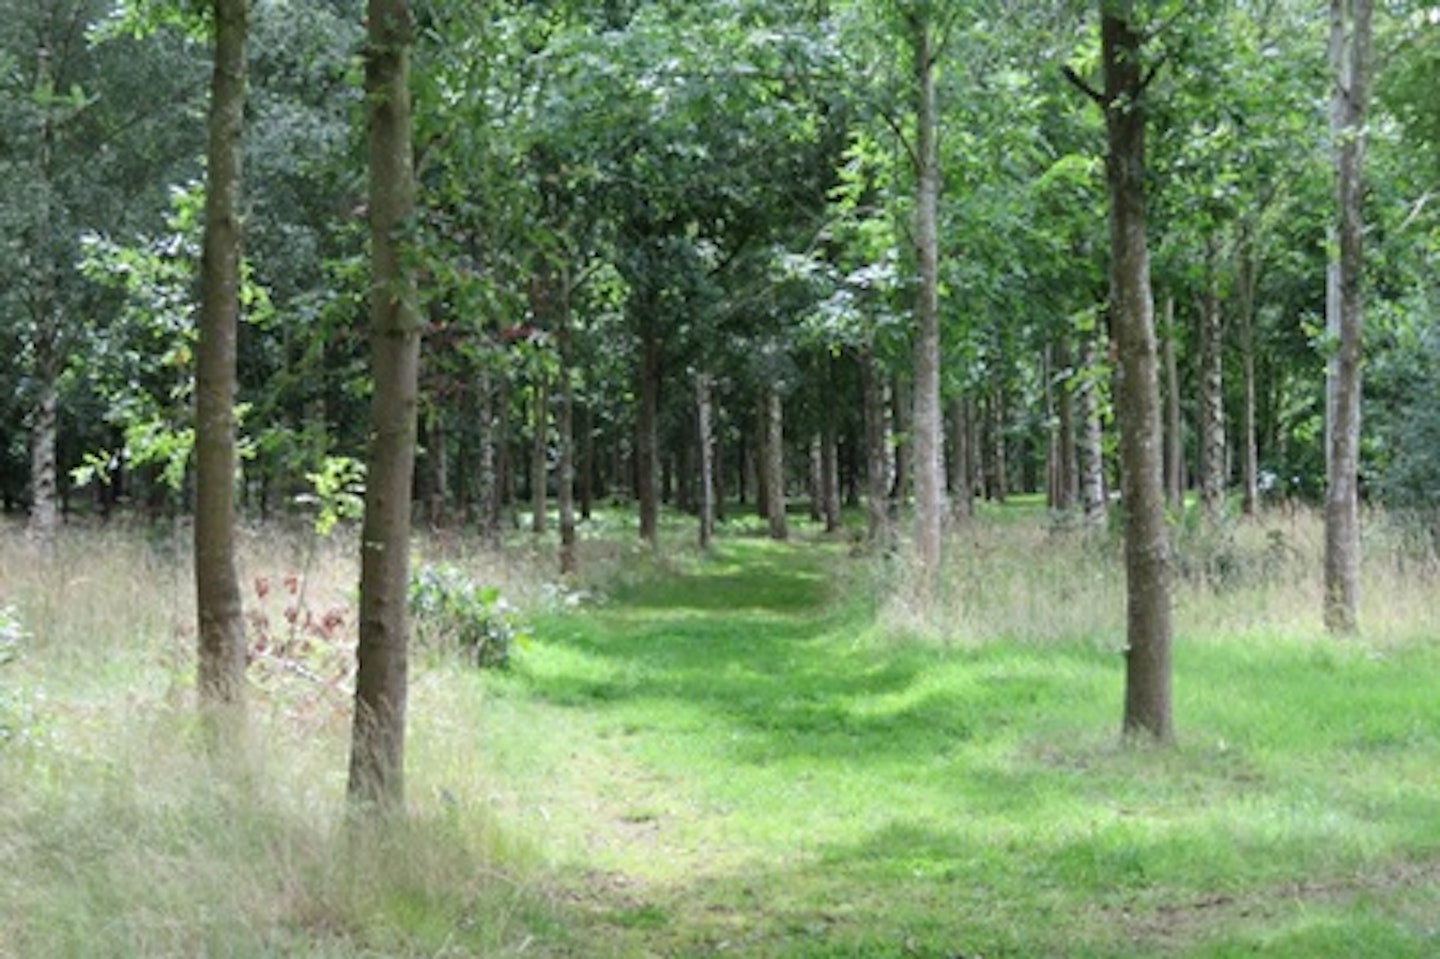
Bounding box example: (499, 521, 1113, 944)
(408, 565, 527, 669)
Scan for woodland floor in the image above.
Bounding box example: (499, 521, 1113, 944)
(440, 531, 1440, 958)
(4, 517, 1440, 958)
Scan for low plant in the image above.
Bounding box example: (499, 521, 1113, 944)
(408, 564, 527, 669)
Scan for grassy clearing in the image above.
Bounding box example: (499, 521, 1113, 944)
(2, 507, 1439, 957)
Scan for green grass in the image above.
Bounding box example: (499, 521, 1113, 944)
(471, 532, 1440, 957)
(2, 511, 1439, 957)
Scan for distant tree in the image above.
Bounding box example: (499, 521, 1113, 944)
(348, 0, 420, 810)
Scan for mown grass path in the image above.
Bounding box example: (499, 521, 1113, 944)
(452, 536, 1440, 958)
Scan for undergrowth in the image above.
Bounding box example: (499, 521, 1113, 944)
(1, 507, 1438, 958)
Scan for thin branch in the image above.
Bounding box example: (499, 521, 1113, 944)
(1062, 64, 1108, 106)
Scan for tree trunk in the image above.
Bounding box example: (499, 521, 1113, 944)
(1100, 4, 1173, 743)
(910, 11, 943, 594)
(889, 376, 909, 510)
(948, 396, 975, 521)
(1076, 324, 1108, 526)
(194, 0, 249, 735)
(636, 322, 661, 543)
(26, 45, 60, 543)
(985, 388, 1008, 502)
(1056, 339, 1078, 512)
(530, 377, 548, 534)
(1236, 236, 1260, 517)
(821, 394, 841, 534)
(580, 402, 594, 521)
(1162, 296, 1184, 510)
(696, 371, 716, 551)
(764, 386, 788, 541)
(1324, 0, 1370, 635)
(1198, 241, 1226, 521)
(477, 364, 502, 547)
(860, 346, 891, 545)
(558, 270, 577, 576)
(425, 406, 449, 527)
(349, 0, 420, 809)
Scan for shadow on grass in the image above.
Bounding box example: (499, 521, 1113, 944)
(524, 538, 1117, 768)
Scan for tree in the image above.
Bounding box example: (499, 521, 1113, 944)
(348, 0, 420, 810)
(1323, 0, 1372, 635)
(1070, 0, 1174, 742)
(907, 4, 944, 599)
(1103, 4, 1172, 742)
(194, 0, 249, 733)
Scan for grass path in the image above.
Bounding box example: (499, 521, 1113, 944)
(433, 536, 1440, 957)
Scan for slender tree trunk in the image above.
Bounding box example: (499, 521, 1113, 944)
(495, 371, 515, 526)
(948, 396, 975, 521)
(1076, 325, 1108, 526)
(580, 403, 594, 521)
(530, 377, 548, 534)
(910, 11, 943, 595)
(194, 0, 249, 734)
(1236, 239, 1260, 516)
(478, 364, 502, 547)
(1324, 0, 1371, 635)
(821, 395, 840, 533)
(425, 406, 449, 527)
(890, 376, 909, 511)
(558, 270, 577, 576)
(27, 46, 60, 543)
(860, 346, 891, 545)
(1056, 339, 1078, 512)
(1162, 296, 1184, 510)
(349, 0, 420, 809)
(1099, 3, 1173, 743)
(636, 322, 661, 543)
(764, 386, 788, 541)
(1198, 240, 1226, 521)
(987, 388, 1008, 502)
(696, 371, 715, 551)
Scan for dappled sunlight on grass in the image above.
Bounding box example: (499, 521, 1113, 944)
(4, 509, 1440, 957)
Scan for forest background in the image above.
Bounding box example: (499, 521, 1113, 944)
(2, 0, 1440, 955)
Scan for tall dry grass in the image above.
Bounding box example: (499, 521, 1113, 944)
(0, 518, 559, 958)
(872, 505, 1440, 650)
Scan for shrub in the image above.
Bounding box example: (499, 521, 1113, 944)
(408, 564, 526, 669)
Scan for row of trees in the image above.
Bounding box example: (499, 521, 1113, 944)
(3, 0, 1437, 800)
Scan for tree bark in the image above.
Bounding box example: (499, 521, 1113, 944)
(696, 371, 716, 551)
(910, 10, 944, 595)
(195, 0, 249, 734)
(1236, 237, 1260, 517)
(820, 381, 841, 534)
(1198, 239, 1226, 521)
(1162, 296, 1184, 510)
(1101, 2, 1173, 743)
(1324, 0, 1370, 636)
(349, 0, 420, 810)
(948, 396, 975, 521)
(26, 45, 60, 543)
(636, 321, 661, 543)
(860, 346, 891, 545)
(558, 270, 577, 575)
(530, 376, 548, 534)
(477, 363, 502, 547)
(1056, 339, 1078, 511)
(764, 386, 788, 541)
